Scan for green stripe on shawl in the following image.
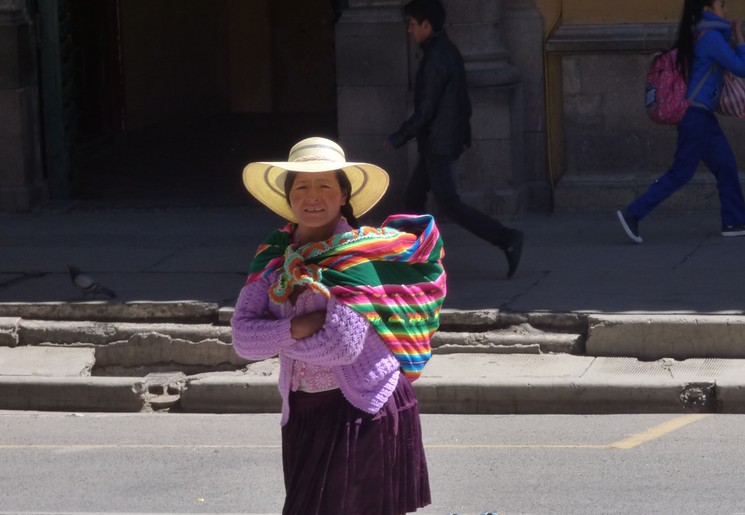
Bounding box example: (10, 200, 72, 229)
(246, 214, 446, 380)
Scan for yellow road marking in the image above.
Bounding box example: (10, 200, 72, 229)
(425, 444, 607, 449)
(0, 444, 281, 449)
(608, 414, 710, 449)
(427, 414, 711, 450)
(0, 415, 710, 450)
(0, 443, 608, 450)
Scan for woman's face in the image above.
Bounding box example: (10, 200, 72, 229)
(288, 171, 348, 235)
(706, 0, 727, 19)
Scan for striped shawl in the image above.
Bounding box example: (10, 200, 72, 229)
(246, 214, 447, 380)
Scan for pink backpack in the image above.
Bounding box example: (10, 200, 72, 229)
(645, 46, 714, 125)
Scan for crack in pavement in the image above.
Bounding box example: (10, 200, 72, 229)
(0, 273, 47, 289)
(672, 233, 714, 270)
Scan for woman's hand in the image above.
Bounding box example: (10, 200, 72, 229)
(290, 310, 326, 339)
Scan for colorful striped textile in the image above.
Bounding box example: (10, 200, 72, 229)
(246, 214, 447, 380)
(718, 70, 745, 118)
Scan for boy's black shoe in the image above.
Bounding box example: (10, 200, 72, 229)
(503, 229, 524, 278)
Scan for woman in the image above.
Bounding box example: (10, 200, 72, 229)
(232, 137, 445, 514)
(618, 0, 745, 242)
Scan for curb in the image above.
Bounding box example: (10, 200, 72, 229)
(2, 372, 744, 414)
(0, 376, 146, 412)
(2, 354, 745, 414)
(414, 377, 714, 414)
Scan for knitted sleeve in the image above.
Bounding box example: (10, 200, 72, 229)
(282, 295, 371, 366)
(232, 275, 372, 366)
(231, 276, 295, 360)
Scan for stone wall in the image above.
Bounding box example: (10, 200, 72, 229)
(335, 2, 410, 219)
(549, 23, 745, 212)
(336, 0, 548, 218)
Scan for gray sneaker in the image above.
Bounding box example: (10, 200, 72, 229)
(722, 224, 745, 237)
(616, 210, 643, 244)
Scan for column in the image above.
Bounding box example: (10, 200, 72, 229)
(336, 0, 409, 219)
(336, 0, 533, 217)
(446, 0, 525, 215)
(503, 0, 548, 210)
(0, 0, 47, 212)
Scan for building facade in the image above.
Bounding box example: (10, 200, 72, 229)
(2, 0, 744, 214)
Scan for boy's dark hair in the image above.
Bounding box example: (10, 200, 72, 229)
(403, 0, 446, 32)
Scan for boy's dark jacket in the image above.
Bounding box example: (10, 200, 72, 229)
(389, 30, 472, 156)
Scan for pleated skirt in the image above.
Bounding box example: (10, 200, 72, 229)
(281, 377, 431, 515)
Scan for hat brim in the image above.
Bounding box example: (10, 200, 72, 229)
(242, 160, 390, 222)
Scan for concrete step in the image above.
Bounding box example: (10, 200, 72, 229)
(0, 308, 587, 377)
(2, 317, 579, 352)
(587, 314, 745, 360)
(0, 301, 220, 323)
(0, 346, 95, 376)
(6, 308, 745, 382)
(7, 309, 745, 362)
(4, 304, 745, 415)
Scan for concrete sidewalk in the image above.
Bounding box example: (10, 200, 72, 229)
(2, 203, 745, 313)
(1, 203, 745, 414)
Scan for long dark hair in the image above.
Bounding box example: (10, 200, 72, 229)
(283, 170, 360, 229)
(676, 0, 714, 79)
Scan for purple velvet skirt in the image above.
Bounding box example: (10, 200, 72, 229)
(281, 377, 431, 515)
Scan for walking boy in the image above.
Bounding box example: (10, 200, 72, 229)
(385, 0, 524, 277)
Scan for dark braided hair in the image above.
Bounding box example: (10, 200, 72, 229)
(336, 170, 360, 228)
(676, 0, 715, 80)
(283, 170, 360, 229)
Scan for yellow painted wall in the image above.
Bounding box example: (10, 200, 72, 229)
(536, 0, 745, 34)
(534, 0, 745, 188)
(562, 0, 681, 24)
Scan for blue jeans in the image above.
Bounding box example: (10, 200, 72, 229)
(404, 153, 513, 248)
(627, 107, 745, 226)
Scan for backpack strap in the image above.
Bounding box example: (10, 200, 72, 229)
(687, 63, 716, 108)
(687, 29, 716, 109)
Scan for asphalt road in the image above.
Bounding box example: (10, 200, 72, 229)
(0, 411, 743, 514)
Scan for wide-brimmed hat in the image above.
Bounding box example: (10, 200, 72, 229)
(242, 137, 390, 222)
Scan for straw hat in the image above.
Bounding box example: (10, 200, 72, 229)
(242, 137, 390, 222)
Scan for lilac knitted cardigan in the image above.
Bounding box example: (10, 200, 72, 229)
(231, 223, 400, 426)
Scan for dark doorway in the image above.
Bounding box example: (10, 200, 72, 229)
(59, 0, 339, 206)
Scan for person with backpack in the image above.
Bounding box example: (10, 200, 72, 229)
(618, 0, 745, 243)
